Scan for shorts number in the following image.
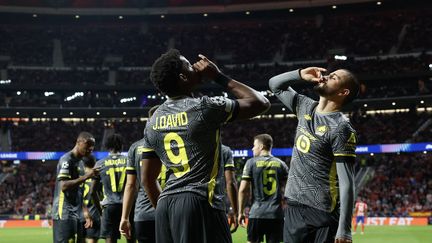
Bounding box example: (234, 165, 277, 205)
(164, 132, 190, 178)
(263, 169, 277, 195)
(296, 135, 311, 153)
(106, 167, 127, 192)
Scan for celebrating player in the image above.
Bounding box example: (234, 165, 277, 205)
(140, 49, 270, 243)
(269, 67, 359, 243)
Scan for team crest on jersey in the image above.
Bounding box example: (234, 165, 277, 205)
(209, 96, 226, 106)
(315, 125, 327, 136)
(304, 114, 312, 120)
(61, 161, 69, 169)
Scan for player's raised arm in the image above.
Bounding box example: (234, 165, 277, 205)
(193, 54, 270, 120)
(268, 67, 326, 111)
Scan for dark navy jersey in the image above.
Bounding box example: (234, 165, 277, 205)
(242, 155, 288, 219)
(52, 151, 85, 220)
(142, 96, 238, 211)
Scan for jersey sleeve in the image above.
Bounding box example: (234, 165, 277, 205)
(223, 147, 235, 171)
(332, 122, 357, 159)
(241, 159, 253, 180)
(201, 96, 239, 126)
(126, 145, 137, 175)
(57, 158, 72, 180)
(141, 128, 159, 160)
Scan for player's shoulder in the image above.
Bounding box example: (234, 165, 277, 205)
(221, 144, 232, 153)
(128, 138, 145, 153)
(59, 151, 73, 162)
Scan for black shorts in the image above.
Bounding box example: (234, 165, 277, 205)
(135, 220, 155, 243)
(283, 201, 339, 243)
(155, 192, 232, 243)
(247, 218, 284, 243)
(53, 219, 77, 243)
(100, 203, 122, 239)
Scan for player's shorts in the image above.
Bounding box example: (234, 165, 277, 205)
(53, 219, 77, 243)
(356, 216, 365, 224)
(155, 192, 232, 243)
(100, 203, 122, 240)
(284, 200, 339, 243)
(134, 220, 155, 243)
(83, 218, 101, 239)
(247, 218, 284, 243)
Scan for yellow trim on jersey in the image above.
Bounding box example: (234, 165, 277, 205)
(139, 147, 155, 153)
(208, 129, 221, 206)
(57, 174, 71, 179)
(241, 176, 251, 179)
(224, 164, 235, 168)
(329, 160, 338, 211)
(126, 166, 136, 171)
(58, 190, 64, 220)
(225, 101, 234, 122)
(334, 153, 356, 157)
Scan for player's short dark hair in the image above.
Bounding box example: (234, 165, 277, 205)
(254, 134, 273, 150)
(340, 69, 359, 105)
(148, 105, 159, 118)
(104, 133, 123, 152)
(150, 49, 183, 96)
(83, 155, 96, 168)
(77, 132, 94, 142)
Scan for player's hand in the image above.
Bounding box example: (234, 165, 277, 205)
(238, 214, 247, 228)
(335, 237, 352, 243)
(192, 54, 221, 82)
(84, 215, 93, 229)
(300, 67, 327, 83)
(228, 212, 239, 233)
(86, 166, 101, 178)
(119, 219, 132, 239)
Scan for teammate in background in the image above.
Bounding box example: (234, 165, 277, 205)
(221, 144, 239, 233)
(120, 105, 162, 243)
(353, 198, 368, 235)
(52, 132, 100, 243)
(94, 134, 129, 243)
(238, 134, 289, 243)
(269, 67, 359, 243)
(79, 155, 102, 243)
(140, 49, 270, 243)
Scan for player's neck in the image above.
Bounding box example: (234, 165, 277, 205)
(71, 147, 82, 159)
(259, 151, 271, 156)
(317, 97, 341, 113)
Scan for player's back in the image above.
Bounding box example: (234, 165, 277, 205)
(143, 95, 237, 210)
(96, 154, 128, 205)
(242, 155, 289, 219)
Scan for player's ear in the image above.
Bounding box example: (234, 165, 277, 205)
(339, 88, 350, 97)
(179, 73, 187, 82)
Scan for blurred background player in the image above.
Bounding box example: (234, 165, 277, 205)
(353, 198, 368, 235)
(120, 105, 161, 243)
(221, 144, 239, 233)
(140, 49, 270, 243)
(269, 67, 359, 243)
(79, 155, 102, 243)
(94, 133, 129, 243)
(52, 132, 100, 243)
(238, 134, 288, 243)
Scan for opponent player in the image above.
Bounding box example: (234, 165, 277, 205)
(221, 144, 239, 233)
(95, 134, 128, 243)
(269, 67, 359, 243)
(119, 105, 162, 243)
(52, 132, 99, 243)
(140, 49, 270, 243)
(353, 198, 368, 235)
(238, 134, 288, 243)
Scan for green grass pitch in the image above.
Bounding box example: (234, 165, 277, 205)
(0, 226, 431, 242)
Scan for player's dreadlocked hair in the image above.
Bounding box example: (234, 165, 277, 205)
(150, 49, 183, 96)
(104, 133, 123, 153)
